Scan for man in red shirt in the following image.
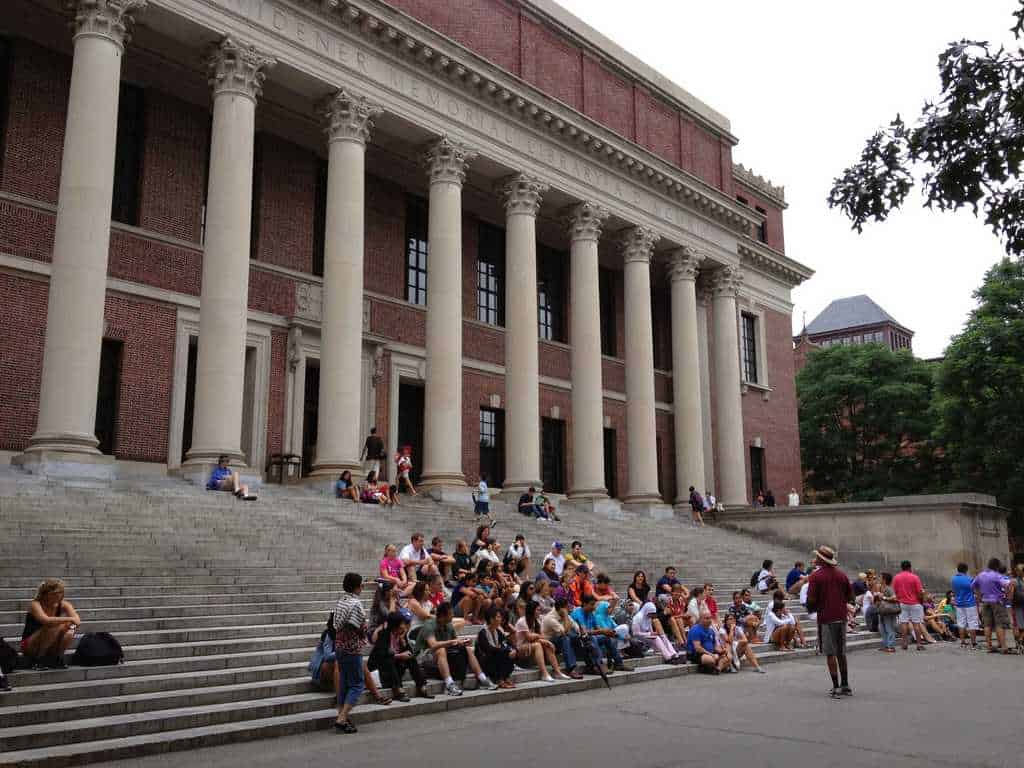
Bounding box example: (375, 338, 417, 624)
(806, 545, 854, 699)
(892, 560, 927, 651)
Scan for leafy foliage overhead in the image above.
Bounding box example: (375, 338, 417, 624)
(828, 3, 1024, 257)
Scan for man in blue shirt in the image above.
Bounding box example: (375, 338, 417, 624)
(206, 455, 255, 500)
(785, 561, 807, 595)
(656, 567, 681, 596)
(686, 611, 730, 674)
(951, 562, 979, 648)
(570, 595, 625, 674)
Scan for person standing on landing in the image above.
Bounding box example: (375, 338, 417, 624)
(805, 545, 853, 699)
(361, 427, 386, 478)
(687, 486, 704, 527)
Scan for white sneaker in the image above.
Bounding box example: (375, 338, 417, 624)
(477, 676, 496, 690)
(444, 681, 463, 697)
(542, 675, 555, 683)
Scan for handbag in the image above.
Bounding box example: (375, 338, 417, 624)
(876, 596, 901, 616)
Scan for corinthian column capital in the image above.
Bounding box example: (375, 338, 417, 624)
(619, 225, 660, 265)
(207, 36, 276, 101)
(423, 136, 476, 186)
(497, 173, 548, 217)
(710, 264, 744, 297)
(563, 201, 610, 243)
(66, 0, 147, 48)
(321, 89, 382, 145)
(667, 246, 703, 283)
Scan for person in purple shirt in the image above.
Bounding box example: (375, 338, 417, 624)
(972, 558, 1012, 654)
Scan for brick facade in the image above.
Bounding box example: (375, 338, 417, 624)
(0, 6, 801, 505)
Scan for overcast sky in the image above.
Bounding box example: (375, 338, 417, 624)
(554, 0, 1019, 358)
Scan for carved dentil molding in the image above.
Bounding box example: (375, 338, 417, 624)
(321, 89, 382, 145)
(619, 225, 661, 265)
(423, 136, 476, 186)
(667, 246, 703, 283)
(563, 201, 610, 243)
(207, 36, 277, 101)
(710, 264, 743, 297)
(497, 174, 548, 217)
(66, 0, 147, 48)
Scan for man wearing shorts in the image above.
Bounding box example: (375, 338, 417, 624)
(951, 562, 979, 648)
(806, 545, 853, 698)
(973, 558, 1012, 654)
(893, 560, 927, 651)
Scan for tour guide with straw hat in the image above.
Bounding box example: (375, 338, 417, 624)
(806, 545, 854, 699)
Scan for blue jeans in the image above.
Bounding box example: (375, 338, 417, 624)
(585, 634, 622, 667)
(554, 634, 577, 670)
(879, 614, 897, 649)
(533, 504, 548, 519)
(337, 653, 364, 708)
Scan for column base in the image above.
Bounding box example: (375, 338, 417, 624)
(567, 486, 609, 500)
(502, 479, 543, 496)
(12, 449, 115, 483)
(307, 460, 362, 479)
(622, 497, 674, 520)
(562, 496, 623, 519)
(419, 480, 473, 507)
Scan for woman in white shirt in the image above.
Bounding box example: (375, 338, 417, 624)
(761, 600, 797, 650)
(719, 613, 765, 673)
(505, 535, 531, 576)
(513, 601, 571, 682)
(686, 586, 707, 626)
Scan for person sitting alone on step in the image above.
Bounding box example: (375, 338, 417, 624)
(206, 455, 256, 500)
(21, 579, 81, 669)
(335, 470, 359, 502)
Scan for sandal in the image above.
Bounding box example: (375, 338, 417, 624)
(334, 720, 358, 734)
(372, 692, 392, 705)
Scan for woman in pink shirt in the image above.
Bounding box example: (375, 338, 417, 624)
(378, 544, 408, 590)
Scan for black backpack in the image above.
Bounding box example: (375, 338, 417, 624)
(72, 632, 123, 666)
(750, 570, 759, 588)
(0, 639, 17, 675)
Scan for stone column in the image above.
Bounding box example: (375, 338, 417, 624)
(667, 246, 706, 502)
(309, 90, 381, 480)
(710, 265, 747, 506)
(497, 174, 547, 493)
(565, 202, 610, 499)
(21, 0, 146, 472)
(420, 137, 476, 491)
(620, 226, 662, 504)
(184, 38, 275, 472)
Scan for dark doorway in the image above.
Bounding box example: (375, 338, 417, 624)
(656, 435, 665, 501)
(750, 445, 766, 501)
(94, 339, 123, 456)
(603, 427, 617, 499)
(397, 382, 425, 484)
(541, 418, 565, 494)
(302, 363, 320, 477)
(479, 407, 505, 488)
(180, 337, 198, 462)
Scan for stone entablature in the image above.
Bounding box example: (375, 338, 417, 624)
(157, 0, 794, 270)
(732, 162, 786, 208)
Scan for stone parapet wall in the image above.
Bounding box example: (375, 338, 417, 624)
(716, 495, 1011, 587)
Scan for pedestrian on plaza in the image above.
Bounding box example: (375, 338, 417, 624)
(874, 572, 900, 653)
(951, 563, 979, 649)
(805, 545, 853, 698)
(765, 489, 776, 507)
(973, 558, 1013, 654)
(361, 427, 386, 478)
(893, 560, 929, 651)
(333, 573, 367, 734)
(787, 487, 800, 506)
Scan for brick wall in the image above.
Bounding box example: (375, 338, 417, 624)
(582, 54, 633, 140)
(461, 369, 505, 484)
(735, 182, 785, 253)
(0, 273, 46, 450)
(253, 133, 317, 273)
(740, 307, 802, 501)
(102, 295, 176, 462)
(108, 229, 202, 296)
(266, 329, 287, 465)
(521, 14, 582, 111)
(636, 88, 680, 167)
(0, 198, 55, 262)
(365, 174, 406, 299)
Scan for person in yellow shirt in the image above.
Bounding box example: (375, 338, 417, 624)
(566, 540, 598, 574)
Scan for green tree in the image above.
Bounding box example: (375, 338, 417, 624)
(828, 3, 1024, 257)
(936, 258, 1024, 534)
(797, 343, 941, 502)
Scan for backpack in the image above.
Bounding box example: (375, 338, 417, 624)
(0, 639, 17, 675)
(71, 632, 123, 666)
(750, 570, 759, 588)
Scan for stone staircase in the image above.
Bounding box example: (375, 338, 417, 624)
(0, 472, 878, 766)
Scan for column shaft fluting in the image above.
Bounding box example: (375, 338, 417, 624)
(311, 91, 380, 477)
(187, 38, 274, 466)
(566, 203, 610, 498)
(498, 175, 547, 492)
(621, 226, 662, 503)
(668, 248, 706, 501)
(420, 137, 476, 488)
(711, 266, 747, 506)
(28, 0, 146, 455)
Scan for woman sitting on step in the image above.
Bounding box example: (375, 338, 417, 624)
(368, 612, 433, 702)
(22, 579, 80, 668)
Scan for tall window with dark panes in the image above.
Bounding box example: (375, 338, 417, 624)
(537, 246, 566, 342)
(741, 312, 758, 384)
(599, 267, 616, 357)
(476, 222, 505, 326)
(311, 157, 327, 277)
(111, 83, 145, 226)
(755, 206, 768, 243)
(250, 133, 263, 258)
(0, 39, 11, 186)
(405, 196, 428, 305)
(479, 407, 505, 487)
